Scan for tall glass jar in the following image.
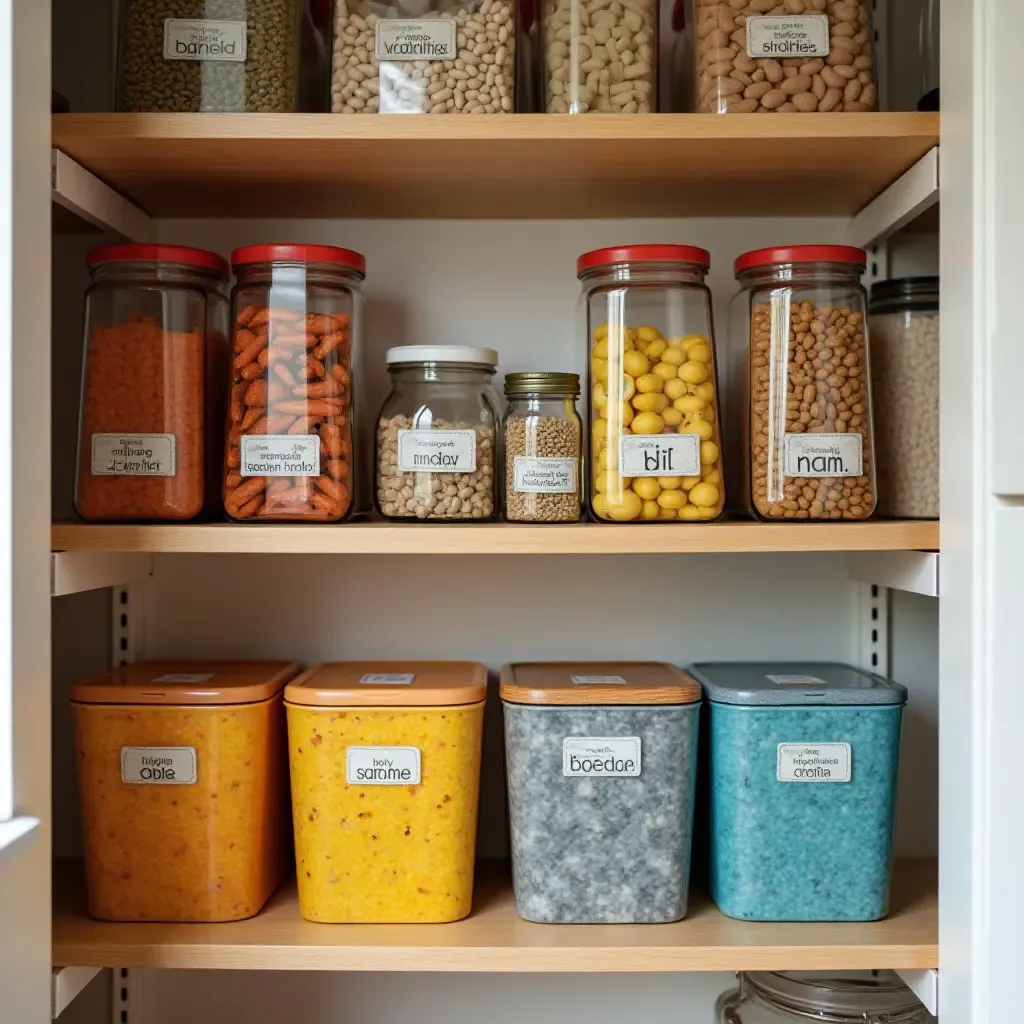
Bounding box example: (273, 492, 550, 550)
(579, 245, 725, 524)
(376, 346, 500, 521)
(918, 0, 939, 110)
(224, 244, 364, 523)
(76, 245, 230, 522)
(716, 972, 932, 1024)
(870, 278, 939, 520)
(734, 245, 876, 522)
(503, 372, 582, 523)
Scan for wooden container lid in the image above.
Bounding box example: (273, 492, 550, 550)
(71, 660, 302, 706)
(499, 662, 701, 706)
(284, 661, 488, 707)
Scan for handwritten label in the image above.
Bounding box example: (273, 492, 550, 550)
(121, 746, 197, 785)
(620, 435, 700, 477)
(746, 14, 829, 58)
(397, 429, 476, 473)
(375, 20, 457, 61)
(777, 742, 852, 783)
(91, 433, 176, 476)
(513, 456, 577, 493)
(346, 746, 422, 785)
(163, 19, 248, 62)
(241, 435, 320, 477)
(784, 433, 863, 478)
(563, 737, 641, 777)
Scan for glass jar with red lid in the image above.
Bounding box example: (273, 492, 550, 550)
(733, 244, 876, 522)
(224, 244, 364, 523)
(579, 244, 725, 524)
(75, 244, 230, 522)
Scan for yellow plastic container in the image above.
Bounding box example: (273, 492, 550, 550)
(72, 660, 300, 922)
(285, 661, 487, 923)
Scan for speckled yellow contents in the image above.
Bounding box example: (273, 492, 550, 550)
(287, 702, 485, 923)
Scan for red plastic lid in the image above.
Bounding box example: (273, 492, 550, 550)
(87, 244, 229, 276)
(734, 245, 867, 275)
(577, 244, 711, 277)
(231, 243, 366, 275)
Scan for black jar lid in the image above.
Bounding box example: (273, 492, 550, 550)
(504, 372, 580, 397)
(870, 277, 939, 314)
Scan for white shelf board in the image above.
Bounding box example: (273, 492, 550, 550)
(895, 968, 939, 1018)
(50, 551, 152, 597)
(51, 967, 103, 1018)
(853, 147, 939, 247)
(51, 150, 153, 240)
(848, 550, 940, 597)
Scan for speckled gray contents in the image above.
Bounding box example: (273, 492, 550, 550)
(503, 702, 699, 923)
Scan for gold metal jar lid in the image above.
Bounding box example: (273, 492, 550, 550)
(504, 372, 580, 396)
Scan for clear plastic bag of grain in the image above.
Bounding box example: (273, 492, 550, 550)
(692, 0, 877, 114)
(331, 0, 516, 113)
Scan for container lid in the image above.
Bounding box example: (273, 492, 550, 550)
(688, 662, 907, 706)
(499, 662, 701, 706)
(577, 244, 711, 276)
(284, 661, 488, 707)
(230, 243, 366, 276)
(870, 276, 940, 314)
(734, 245, 867, 275)
(743, 972, 925, 1020)
(386, 345, 498, 367)
(504, 372, 580, 396)
(71, 660, 301, 706)
(88, 244, 229, 277)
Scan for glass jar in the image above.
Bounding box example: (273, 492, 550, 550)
(691, 0, 877, 114)
(224, 244, 364, 523)
(579, 245, 725, 524)
(735, 245, 876, 522)
(716, 972, 932, 1024)
(376, 346, 500, 521)
(918, 0, 939, 110)
(76, 244, 230, 522)
(503, 372, 582, 523)
(331, 0, 517, 114)
(542, 0, 655, 112)
(869, 278, 939, 520)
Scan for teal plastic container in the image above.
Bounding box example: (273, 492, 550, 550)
(690, 662, 907, 922)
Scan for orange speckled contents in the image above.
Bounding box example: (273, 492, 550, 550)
(72, 660, 300, 922)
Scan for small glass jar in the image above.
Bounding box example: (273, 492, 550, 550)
(716, 972, 932, 1024)
(376, 346, 500, 521)
(579, 245, 725, 524)
(224, 244, 364, 523)
(76, 244, 230, 522)
(870, 278, 939, 520)
(734, 245, 876, 522)
(918, 0, 939, 110)
(503, 372, 582, 523)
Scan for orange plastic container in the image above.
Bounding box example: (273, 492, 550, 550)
(72, 660, 300, 922)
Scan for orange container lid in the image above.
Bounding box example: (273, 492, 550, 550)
(71, 660, 302, 706)
(284, 661, 488, 707)
(499, 662, 701, 706)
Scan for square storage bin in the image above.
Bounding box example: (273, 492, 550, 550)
(690, 662, 907, 922)
(72, 660, 299, 922)
(501, 662, 701, 924)
(284, 661, 487, 923)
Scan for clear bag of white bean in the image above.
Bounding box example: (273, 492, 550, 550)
(543, 0, 656, 112)
(332, 0, 516, 113)
(692, 0, 877, 114)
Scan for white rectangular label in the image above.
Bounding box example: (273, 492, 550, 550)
(163, 19, 248, 62)
(784, 433, 863, 478)
(151, 673, 215, 684)
(777, 742, 852, 783)
(563, 737, 641, 777)
(746, 14, 829, 58)
(241, 434, 320, 477)
(397, 429, 476, 473)
(514, 456, 577, 493)
(767, 674, 829, 687)
(359, 673, 415, 685)
(121, 746, 197, 785)
(619, 434, 700, 477)
(375, 19, 457, 61)
(571, 675, 627, 685)
(346, 746, 422, 785)
(91, 433, 176, 477)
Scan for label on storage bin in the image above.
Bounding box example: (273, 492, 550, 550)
(91, 434, 176, 477)
(746, 14, 830, 58)
(346, 746, 422, 785)
(777, 743, 851, 783)
(397, 429, 476, 473)
(571, 675, 627, 685)
(375, 20, 457, 61)
(121, 746, 197, 785)
(359, 674, 416, 685)
(513, 456, 577, 494)
(783, 433, 863, 478)
(151, 673, 216, 685)
(619, 435, 700, 477)
(241, 434, 320, 477)
(163, 19, 248, 62)
(767, 674, 829, 687)
(563, 737, 641, 777)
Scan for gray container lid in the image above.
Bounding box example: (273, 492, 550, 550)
(688, 662, 907, 706)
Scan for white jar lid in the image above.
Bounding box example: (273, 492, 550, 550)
(386, 345, 498, 367)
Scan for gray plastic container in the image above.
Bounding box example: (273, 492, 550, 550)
(501, 662, 702, 924)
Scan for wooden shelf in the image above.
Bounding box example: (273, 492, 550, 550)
(52, 519, 939, 556)
(54, 859, 937, 972)
(51, 113, 939, 220)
